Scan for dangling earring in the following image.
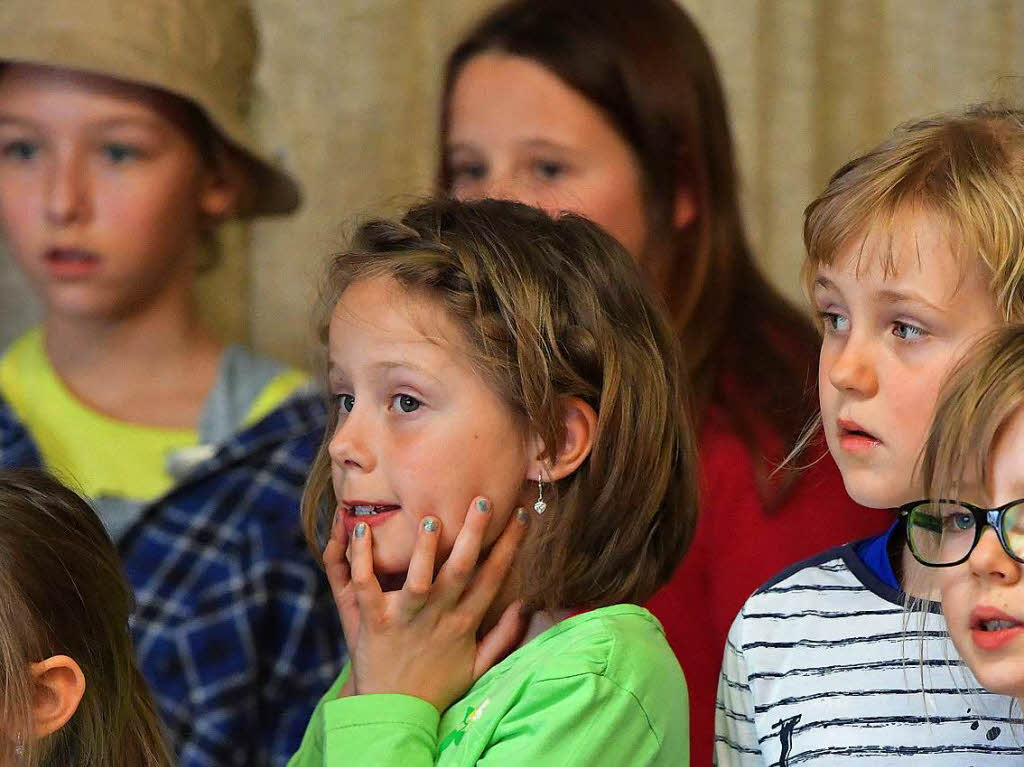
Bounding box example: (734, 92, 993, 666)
(14, 732, 25, 760)
(533, 472, 547, 515)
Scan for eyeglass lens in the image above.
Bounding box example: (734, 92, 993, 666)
(907, 501, 1024, 564)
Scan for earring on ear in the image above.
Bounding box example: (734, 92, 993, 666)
(534, 472, 547, 515)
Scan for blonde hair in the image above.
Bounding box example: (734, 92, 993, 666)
(0, 469, 171, 767)
(302, 198, 698, 611)
(804, 102, 1024, 320)
(920, 325, 1024, 503)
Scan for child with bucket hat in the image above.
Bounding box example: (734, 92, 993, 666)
(0, 1, 343, 765)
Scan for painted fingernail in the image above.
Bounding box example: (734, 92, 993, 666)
(516, 507, 529, 524)
(422, 518, 438, 533)
(354, 522, 367, 539)
(476, 498, 491, 513)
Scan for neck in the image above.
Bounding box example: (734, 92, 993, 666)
(477, 558, 572, 652)
(900, 543, 940, 601)
(41, 286, 222, 427)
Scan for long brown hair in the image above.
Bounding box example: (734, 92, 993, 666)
(438, 0, 821, 502)
(303, 198, 698, 610)
(0, 469, 171, 767)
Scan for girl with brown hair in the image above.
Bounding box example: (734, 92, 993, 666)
(438, 0, 890, 755)
(289, 197, 697, 765)
(0, 468, 171, 767)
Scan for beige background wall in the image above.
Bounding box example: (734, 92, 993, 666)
(3, 0, 1024, 368)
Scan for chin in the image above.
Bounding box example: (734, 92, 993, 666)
(840, 472, 905, 510)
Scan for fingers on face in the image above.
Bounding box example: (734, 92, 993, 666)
(462, 506, 530, 615)
(349, 522, 384, 612)
(437, 496, 493, 596)
(402, 517, 441, 612)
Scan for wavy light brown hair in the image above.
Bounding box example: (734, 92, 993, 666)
(920, 325, 1024, 503)
(302, 198, 698, 611)
(438, 0, 821, 503)
(804, 103, 1024, 319)
(0, 469, 171, 767)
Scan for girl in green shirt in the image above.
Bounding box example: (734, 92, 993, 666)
(290, 197, 697, 766)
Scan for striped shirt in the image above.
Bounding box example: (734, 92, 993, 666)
(715, 542, 1024, 766)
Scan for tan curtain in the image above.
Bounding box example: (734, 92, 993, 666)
(3, 0, 1024, 367)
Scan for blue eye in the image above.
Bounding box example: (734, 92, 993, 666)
(392, 394, 421, 413)
(2, 140, 38, 161)
(337, 394, 355, 413)
(819, 312, 849, 332)
(945, 512, 975, 532)
(451, 161, 486, 182)
(893, 321, 926, 341)
(534, 160, 566, 180)
(102, 143, 140, 164)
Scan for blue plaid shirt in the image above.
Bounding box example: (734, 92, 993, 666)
(0, 390, 344, 766)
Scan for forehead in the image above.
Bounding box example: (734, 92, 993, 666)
(816, 208, 980, 301)
(448, 52, 613, 145)
(0, 63, 188, 129)
(328, 277, 465, 369)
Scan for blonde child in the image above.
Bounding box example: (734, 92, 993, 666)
(716, 105, 1024, 765)
(288, 197, 697, 765)
(912, 325, 1024, 705)
(0, 468, 171, 767)
(0, 1, 342, 764)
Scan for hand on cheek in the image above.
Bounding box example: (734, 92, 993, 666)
(322, 497, 531, 712)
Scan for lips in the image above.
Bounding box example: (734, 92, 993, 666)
(970, 607, 1024, 650)
(836, 417, 881, 452)
(43, 248, 101, 278)
(339, 500, 401, 533)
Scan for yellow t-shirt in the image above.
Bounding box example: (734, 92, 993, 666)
(0, 329, 308, 504)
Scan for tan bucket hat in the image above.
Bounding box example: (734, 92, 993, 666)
(0, 0, 301, 216)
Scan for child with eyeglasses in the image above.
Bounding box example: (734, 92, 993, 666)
(912, 325, 1024, 702)
(715, 104, 1024, 765)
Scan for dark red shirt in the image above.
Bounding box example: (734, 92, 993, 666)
(646, 405, 893, 766)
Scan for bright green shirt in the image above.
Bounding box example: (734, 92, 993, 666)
(288, 604, 689, 766)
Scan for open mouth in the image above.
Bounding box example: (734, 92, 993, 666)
(837, 418, 880, 444)
(970, 609, 1024, 649)
(348, 504, 401, 517)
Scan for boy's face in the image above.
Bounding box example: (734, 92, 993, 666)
(326, 276, 533, 576)
(0, 64, 233, 322)
(940, 407, 1024, 699)
(815, 208, 1001, 509)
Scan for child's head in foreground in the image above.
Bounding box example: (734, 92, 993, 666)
(0, 469, 169, 767)
(803, 103, 1024, 511)
(303, 197, 698, 612)
(0, 0, 299, 325)
(914, 325, 1024, 701)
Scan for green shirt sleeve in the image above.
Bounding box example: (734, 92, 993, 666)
(477, 673, 668, 766)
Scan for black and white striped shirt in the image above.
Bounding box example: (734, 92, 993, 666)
(715, 544, 1024, 765)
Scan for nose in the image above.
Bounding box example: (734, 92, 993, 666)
(45, 148, 87, 226)
(826, 334, 878, 398)
(327, 406, 376, 474)
(968, 527, 1022, 585)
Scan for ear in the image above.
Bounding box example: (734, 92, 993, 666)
(198, 148, 246, 221)
(673, 183, 697, 230)
(29, 655, 85, 739)
(528, 396, 597, 483)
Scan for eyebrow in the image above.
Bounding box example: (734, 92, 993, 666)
(813, 276, 944, 312)
(328, 359, 445, 386)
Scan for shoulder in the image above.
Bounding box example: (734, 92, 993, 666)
(520, 605, 686, 713)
